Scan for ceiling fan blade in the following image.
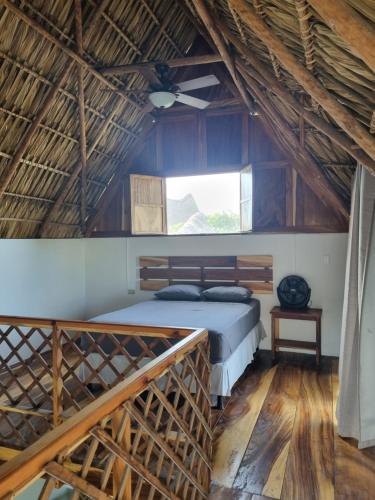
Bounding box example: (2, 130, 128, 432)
(175, 93, 210, 109)
(177, 74, 220, 92)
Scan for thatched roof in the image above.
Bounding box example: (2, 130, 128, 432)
(0, 0, 374, 238)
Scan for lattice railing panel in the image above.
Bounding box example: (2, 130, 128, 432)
(0, 324, 55, 448)
(0, 318, 186, 450)
(36, 334, 211, 500)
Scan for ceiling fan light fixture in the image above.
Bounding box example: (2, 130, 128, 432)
(148, 91, 176, 109)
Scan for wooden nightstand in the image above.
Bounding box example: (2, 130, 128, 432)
(270, 306, 322, 366)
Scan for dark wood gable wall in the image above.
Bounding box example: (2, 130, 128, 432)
(94, 107, 348, 234)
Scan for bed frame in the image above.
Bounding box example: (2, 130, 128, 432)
(139, 255, 273, 294)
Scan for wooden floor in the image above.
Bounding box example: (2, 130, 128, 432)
(209, 351, 375, 500)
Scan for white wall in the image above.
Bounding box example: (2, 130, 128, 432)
(0, 239, 86, 319)
(84, 233, 348, 356)
(85, 238, 127, 318)
(0, 235, 347, 355)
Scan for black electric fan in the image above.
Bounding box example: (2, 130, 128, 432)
(277, 275, 311, 310)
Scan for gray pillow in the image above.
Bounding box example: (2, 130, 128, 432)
(201, 286, 252, 303)
(155, 284, 203, 301)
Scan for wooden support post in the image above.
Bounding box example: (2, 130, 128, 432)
(52, 323, 63, 427)
(191, 0, 254, 113)
(74, 0, 87, 235)
(307, 0, 375, 73)
(112, 409, 131, 500)
(228, 0, 375, 162)
(217, 20, 375, 172)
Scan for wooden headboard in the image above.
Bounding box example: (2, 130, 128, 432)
(139, 255, 273, 294)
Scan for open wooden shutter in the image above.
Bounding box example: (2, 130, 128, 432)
(240, 165, 252, 231)
(130, 174, 167, 235)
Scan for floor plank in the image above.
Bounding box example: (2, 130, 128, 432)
(209, 483, 253, 499)
(333, 359, 375, 500)
(211, 352, 375, 500)
(233, 361, 302, 498)
(209, 483, 276, 500)
(212, 358, 277, 488)
(281, 358, 334, 500)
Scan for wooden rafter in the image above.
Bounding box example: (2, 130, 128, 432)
(229, 0, 375, 163)
(98, 54, 223, 75)
(0, 63, 73, 199)
(2, 1, 143, 111)
(191, 0, 253, 112)
(30, 3, 187, 238)
(176, 0, 241, 100)
(253, 0, 281, 80)
(239, 67, 348, 219)
(85, 121, 155, 236)
(307, 0, 375, 73)
(0, 52, 137, 138)
(74, 0, 87, 234)
(190, 1, 348, 219)
(218, 21, 375, 172)
(140, 0, 184, 56)
(38, 101, 123, 237)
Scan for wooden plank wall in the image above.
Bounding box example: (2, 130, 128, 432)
(94, 109, 348, 234)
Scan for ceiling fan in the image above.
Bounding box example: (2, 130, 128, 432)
(133, 64, 220, 110)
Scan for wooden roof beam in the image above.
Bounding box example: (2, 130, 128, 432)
(97, 54, 223, 76)
(74, 0, 87, 235)
(217, 22, 375, 172)
(307, 0, 375, 73)
(190, 0, 254, 113)
(229, 0, 375, 162)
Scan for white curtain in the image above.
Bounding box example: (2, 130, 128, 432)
(337, 164, 375, 449)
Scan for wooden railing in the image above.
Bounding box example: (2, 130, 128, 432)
(0, 316, 211, 499)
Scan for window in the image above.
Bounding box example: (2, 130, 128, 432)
(130, 168, 252, 235)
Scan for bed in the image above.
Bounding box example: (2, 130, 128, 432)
(82, 298, 265, 399)
(81, 254, 272, 400)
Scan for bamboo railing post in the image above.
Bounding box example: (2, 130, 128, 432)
(52, 322, 63, 427)
(112, 409, 132, 500)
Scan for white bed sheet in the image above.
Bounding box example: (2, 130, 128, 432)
(80, 321, 265, 397)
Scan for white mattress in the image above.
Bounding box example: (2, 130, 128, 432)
(80, 321, 265, 397)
